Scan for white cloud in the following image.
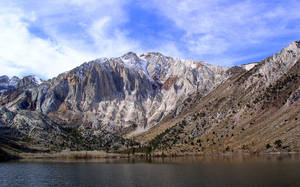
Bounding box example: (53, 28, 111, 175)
(0, 4, 91, 79)
(0, 0, 141, 79)
(146, 0, 300, 65)
(0, 0, 299, 78)
(154, 42, 184, 59)
(88, 17, 141, 57)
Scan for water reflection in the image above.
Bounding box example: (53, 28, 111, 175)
(16, 153, 300, 164)
(1, 154, 300, 187)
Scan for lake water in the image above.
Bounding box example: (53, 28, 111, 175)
(1, 155, 300, 187)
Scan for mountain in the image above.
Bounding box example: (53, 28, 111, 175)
(0, 41, 299, 157)
(136, 41, 300, 153)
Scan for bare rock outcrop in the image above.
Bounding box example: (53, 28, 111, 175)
(1, 41, 299, 155)
(0, 53, 229, 136)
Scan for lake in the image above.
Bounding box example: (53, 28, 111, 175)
(1, 154, 300, 187)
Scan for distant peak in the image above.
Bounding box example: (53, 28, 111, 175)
(23, 75, 43, 84)
(122, 52, 138, 59)
(283, 41, 300, 51)
(293, 41, 300, 48)
(140, 52, 165, 58)
(0, 75, 9, 83)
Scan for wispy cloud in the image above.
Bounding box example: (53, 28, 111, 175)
(146, 0, 300, 65)
(0, 0, 141, 79)
(0, 0, 299, 78)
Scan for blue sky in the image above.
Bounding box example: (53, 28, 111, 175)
(0, 0, 299, 79)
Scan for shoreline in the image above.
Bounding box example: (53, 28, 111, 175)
(2, 150, 299, 163)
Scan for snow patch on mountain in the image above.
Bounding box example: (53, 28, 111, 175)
(241, 62, 258, 71)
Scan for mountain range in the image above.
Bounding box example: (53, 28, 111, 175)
(0, 41, 299, 158)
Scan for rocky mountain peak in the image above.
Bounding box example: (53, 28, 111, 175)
(288, 41, 300, 49)
(122, 51, 139, 59)
(0, 75, 9, 83)
(0, 51, 231, 136)
(0, 75, 43, 95)
(140, 52, 165, 59)
(1, 41, 300, 155)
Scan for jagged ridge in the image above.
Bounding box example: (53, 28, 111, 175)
(0, 41, 299, 156)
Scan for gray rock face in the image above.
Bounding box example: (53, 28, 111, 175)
(244, 42, 299, 88)
(0, 76, 19, 94)
(0, 75, 41, 95)
(1, 41, 299, 154)
(0, 106, 65, 145)
(139, 41, 300, 153)
(0, 52, 230, 136)
(30, 53, 229, 134)
(286, 87, 300, 106)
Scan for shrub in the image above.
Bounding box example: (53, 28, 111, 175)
(274, 140, 282, 148)
(225, 146, 230, 152)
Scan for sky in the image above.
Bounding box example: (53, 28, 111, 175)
(0, 0, 299, 79)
